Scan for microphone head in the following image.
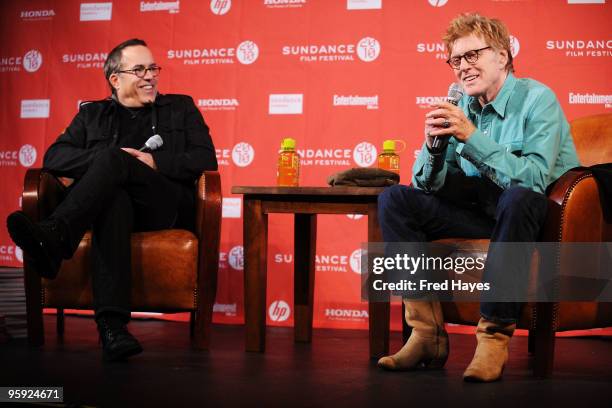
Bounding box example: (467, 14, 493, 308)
(447, 82, 464, 105)
(145, 134, 163, 151)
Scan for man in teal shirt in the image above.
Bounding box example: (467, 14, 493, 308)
(377, 13, 579, 382)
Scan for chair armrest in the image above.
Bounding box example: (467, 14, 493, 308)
(195, 170, 222, 253)
(22, 169, 67, 222)
(542, 169, 610, 242)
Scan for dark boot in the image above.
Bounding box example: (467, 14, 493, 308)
(97, 316, 143, 362)
(6, 211, 70, 279)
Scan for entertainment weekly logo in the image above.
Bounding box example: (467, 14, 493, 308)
(333, 94, 379, 110)
(274, 249, 362, 274)
(216, 142, 255, 167)
(80, 3, 113, 21)
(546, 39, 612, 58)
(167, 41, 259, 65)
(0, 50, 42, 73)
(198, 98, 239, 111)
(210, 0, 231, 15)
(288, 142, 376, 167)
(62, 52, 107, 69)
(20, 9, 55, 21)
(569, 92, 612, 108)
(0, 245, 23, 264)
(269, 300, 291, 322)
(213, 303, 237, 316)
(140, 1, 180, 13)
(264, 0, 307, 8)
(0, 144, 37, 168)
(281, 37, 381, 63)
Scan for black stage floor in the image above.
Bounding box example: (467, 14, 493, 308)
(1, 315, 611, 407)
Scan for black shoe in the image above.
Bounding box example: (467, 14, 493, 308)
(97, 318, 143, 362)
(6, 211, 66, 279)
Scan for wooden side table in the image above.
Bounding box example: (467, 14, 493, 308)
(231, 186, 390, 358)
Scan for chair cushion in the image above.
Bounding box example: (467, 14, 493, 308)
(42, 229, 199, 311)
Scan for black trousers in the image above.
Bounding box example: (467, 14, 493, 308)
(377, 176, 549, 323)
(51, 148, 181, 320)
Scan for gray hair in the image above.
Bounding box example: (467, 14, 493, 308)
(103, 38, 148, 94)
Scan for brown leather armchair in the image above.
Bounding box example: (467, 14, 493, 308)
(22, 169, 222, 350)
(401, 113, 612, 377)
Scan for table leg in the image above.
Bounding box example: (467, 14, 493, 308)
(244, 199, 268, 352)
(294, 214, 317, 343)
(368, 202, 390, 359)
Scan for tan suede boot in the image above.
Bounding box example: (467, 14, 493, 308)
(463, 318, 516, 382)
(377, 300, 448, 370)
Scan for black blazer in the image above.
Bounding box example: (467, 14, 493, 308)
(43, 93, 218, 182)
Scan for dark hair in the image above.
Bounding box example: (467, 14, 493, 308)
(103, 38, 148, 93)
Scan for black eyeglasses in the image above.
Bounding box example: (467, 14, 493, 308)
(116, 65, 162, 78)
(446, 47, 491, 69)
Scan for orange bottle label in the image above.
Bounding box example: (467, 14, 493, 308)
(277, 151, 300, 186)
(378, 152, 400, 174)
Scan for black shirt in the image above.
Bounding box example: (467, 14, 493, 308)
(116, 103, 153, 149)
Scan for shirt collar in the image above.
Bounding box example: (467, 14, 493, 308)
(467, 72, 516, 118)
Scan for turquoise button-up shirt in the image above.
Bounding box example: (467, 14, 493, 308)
(412, 73, 580, 194)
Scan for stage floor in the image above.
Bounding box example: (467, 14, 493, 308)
(1, 315, 610, 407)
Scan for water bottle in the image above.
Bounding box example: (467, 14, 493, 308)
(378, 139, 400, 175)
(277, 138, 300, 187)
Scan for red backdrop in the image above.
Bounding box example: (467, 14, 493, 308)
(1, 0, 611, 330)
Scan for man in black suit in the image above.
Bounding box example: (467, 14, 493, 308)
(7, 39, 218, 361)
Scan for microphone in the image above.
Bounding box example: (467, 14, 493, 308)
(139, 134, 163, 152)
(431, 82, 464, 150)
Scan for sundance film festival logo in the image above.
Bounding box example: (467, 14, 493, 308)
(546, 39, 612, 58)
(210, 0, 231, 15)
(168, 40, 258, 65)
(228, 245, 244, 270)
(333, 94, 379, 110)
(0, 246, 23, 263)
(269, 300, 291, 322)
(62, 52, 107, 69)
(19, 145, 37, 167)
(264, 0, 307, 8)
(569, 92, 612, 108)
(20, 9, 55, 21)
(353, 142, 377, 167)
(23, 50, 43, 72)
(232, 142, 255, 167)
(282, 37, 380, 63)
(1, 144, 37, 167)
(350, 248, 363, 274)
(140, 1, 180, 13)
(216, 143, 255, 167)
(198, 98, 239, 111)
(274, 252, 357, 273)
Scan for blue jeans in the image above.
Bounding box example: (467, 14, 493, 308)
(377, 179, 548, 324)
